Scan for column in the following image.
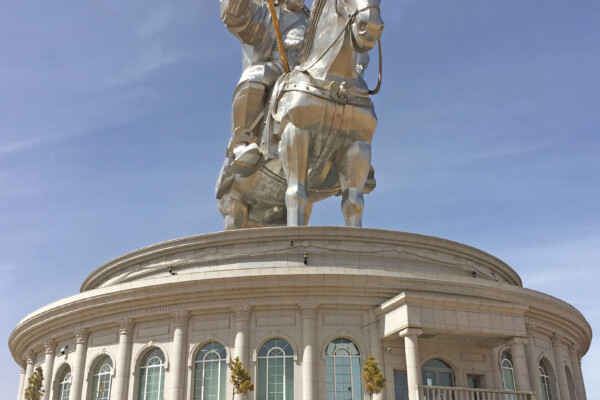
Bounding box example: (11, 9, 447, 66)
(569, 345, 586, 400)
(232, 306, 251, 366)
(489, 346, 504, 389)
(551, 334, 570, 400)
(22, 351, 35, 400)
(232, 306, 251, 400)
(525, 325, 541, 400)
(42, 340, 56, 400)
(17, 365, 26, 400)
(69, 329, 89, 400)
(368, 310, 385, 400)
(400, 328, 423, 400)
(167, 311, 190, 400)
(300, 304, 318, 400)
(510, 338, 531, 392)
(112, 319, 135, 400)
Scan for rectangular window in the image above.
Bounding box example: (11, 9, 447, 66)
(393, 371, 408, 400)
(467, 375, 484, 389)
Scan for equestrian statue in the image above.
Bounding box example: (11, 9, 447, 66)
(216, 0, 384, 229)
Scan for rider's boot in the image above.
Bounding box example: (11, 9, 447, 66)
(227, 81, 267, 171)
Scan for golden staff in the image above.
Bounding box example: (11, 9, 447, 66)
(266, 0, 291, 73)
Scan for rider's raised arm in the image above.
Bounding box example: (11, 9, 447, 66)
(220, 0, 271, 46)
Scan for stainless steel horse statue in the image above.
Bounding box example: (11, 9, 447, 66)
(216, 0, 384, 229)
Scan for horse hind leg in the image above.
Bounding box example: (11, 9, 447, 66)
(336, 140, 371, 227)
(218, 192, 248, 230)
(279, 123, 310, 226)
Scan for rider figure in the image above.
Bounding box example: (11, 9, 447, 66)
(220, 0, 309, 168)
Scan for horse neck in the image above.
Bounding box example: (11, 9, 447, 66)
(304, 1, 358, 83)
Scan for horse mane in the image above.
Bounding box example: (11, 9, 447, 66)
(298, 0, 329, 64)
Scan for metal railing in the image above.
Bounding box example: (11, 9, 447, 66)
(420, 386, 533, 400)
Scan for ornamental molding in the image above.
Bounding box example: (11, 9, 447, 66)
(80, 228, 521, 291)
(22, 293, 378, 347)
(524, 316, 581, 349)
(84, 349, 117, 380)
(13, 289, 590, 362)
(506, 337, 528, 346)
(186, 334, 231, 367)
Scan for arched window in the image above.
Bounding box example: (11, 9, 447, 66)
(422, 359, 455, 387)
(257, 339, 294, 400)
(91, 357, 113, 400)
(193, 342, 227, 400)
(56, 367, 71, 400)
(501, 352, 516, 391)
(325, 338, 362, 400)
(138, 348, 166, 400)
(565, 367, 577, 400)
(539, 362, 552, 400)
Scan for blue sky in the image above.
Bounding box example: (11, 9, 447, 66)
(1, 1, 598, 397)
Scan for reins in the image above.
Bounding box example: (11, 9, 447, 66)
(296, 1, 383, 95)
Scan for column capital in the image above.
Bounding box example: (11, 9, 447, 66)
(172, 311, 190, 328)
(75, 329, 90, 344)
(232, 305, 252, 322)
(299, 303, 319, 319)
(568, 344, 580, 358)
(118, 319, 135, 335)
(525, 321, 537, 333)
(399, 328, 423, 338)
(25, 350, 36, 365)
(551, 333, 564, 346)
(44, 339, 57, 355)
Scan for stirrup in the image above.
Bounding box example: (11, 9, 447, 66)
(227, 132, 259, 155)
(232, 143, 261, 169)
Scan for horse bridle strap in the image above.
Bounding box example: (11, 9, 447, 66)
(298, 0, 383, 95)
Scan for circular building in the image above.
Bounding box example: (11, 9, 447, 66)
(9, 227, 591, 400)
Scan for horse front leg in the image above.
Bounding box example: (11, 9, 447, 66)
(279, 123, 310, 226)
(218, 191, 248, 230)
(336, 140, 371, 227)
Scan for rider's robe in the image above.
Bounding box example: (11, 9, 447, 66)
(220, 0, 309, 85)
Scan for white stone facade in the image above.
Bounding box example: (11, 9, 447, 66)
(9, 227, 591, 400)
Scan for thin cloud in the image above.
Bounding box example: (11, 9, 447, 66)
(0, 137, 47, 156)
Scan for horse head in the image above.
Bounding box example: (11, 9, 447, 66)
(343, 0, 384, 53)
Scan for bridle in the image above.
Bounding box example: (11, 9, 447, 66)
(298, 0, 383, 95)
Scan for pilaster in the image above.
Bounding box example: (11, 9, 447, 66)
(551, 334, 570, 400)
(525, 324, 541, 400)
(569, 345, 586, 400)
(368, 309, 385, 400)
(489, 346, 504, 389)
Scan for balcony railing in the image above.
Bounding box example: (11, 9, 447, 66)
(420, 386, 534, 400)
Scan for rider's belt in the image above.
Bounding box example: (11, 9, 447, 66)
(281, 82, 373, 107)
